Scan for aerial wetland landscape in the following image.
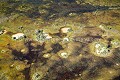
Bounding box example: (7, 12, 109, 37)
(0, 0, 120, 80)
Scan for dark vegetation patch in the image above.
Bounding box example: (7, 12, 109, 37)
(87, 63, 102, 78)
(1, 0, 119, 20)
(12, 49, 27, 61)
(21, 67, 30, 80)
(111, 12, 120, 18)
(113, 75, 120, 80)
(56, 61, 88, 80)
(50, 43, 64, 53)
(43, 57, 89, 80)
(102, 59, 114, 67)
(7, 41, 46, 80)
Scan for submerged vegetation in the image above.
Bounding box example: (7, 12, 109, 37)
(0, 0, 120, 80)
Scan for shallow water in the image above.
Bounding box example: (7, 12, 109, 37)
(0, 0, 120, 80)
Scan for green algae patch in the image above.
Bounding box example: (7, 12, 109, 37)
(89, 39, 113, 57)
